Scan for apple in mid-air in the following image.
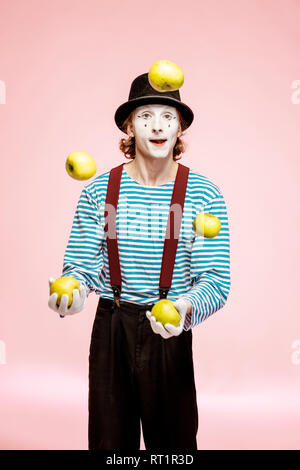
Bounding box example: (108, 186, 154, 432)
(148, 59, 184, 92)
(49, 276, 80, 307)
(65, 151, 97, 180)
(151, 299, 181, 327)
(193, 212, 221, 238)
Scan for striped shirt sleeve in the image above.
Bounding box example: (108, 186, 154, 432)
(180, 190, 231, 330)
(61, 186, 104, 296)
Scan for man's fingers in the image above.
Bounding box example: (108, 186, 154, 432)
(174, 299, 188, 316)
(79, 285, 87, 303)
(150, 316, 171, 338)
(146, 311, 158, 330)
(149, 315, 161, 334)
(48, 292, 58, 310)
(48, 277, 55, 288)
(146, 311, 173, 338)
(58, 294, 69, 313)
(164, 323, 180, 336)
(72, 289, 80, 306)
(146, 311, 152, 321)
(158, 324, 172, 339)
(146, 313, 161, 335)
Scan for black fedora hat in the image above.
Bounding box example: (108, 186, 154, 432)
(114, 72, 194, 134)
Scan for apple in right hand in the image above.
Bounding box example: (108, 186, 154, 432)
(49, 276, 81, 307)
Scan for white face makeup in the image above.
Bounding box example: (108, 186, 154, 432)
(129, 104, 181, 159)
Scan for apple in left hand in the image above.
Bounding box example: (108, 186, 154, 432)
(151, 299, 181, 327)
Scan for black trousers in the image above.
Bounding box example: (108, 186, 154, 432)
(88, 296, 198, 451)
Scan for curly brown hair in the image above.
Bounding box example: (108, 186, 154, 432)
(118, 108, 189, 161)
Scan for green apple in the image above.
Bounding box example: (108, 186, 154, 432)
(151, 299, 181, 327)
(49, 276, 80, 307)
(148, 59, 184, 92)
(66, 151, 97, 180)
(193, 212, 221, 238)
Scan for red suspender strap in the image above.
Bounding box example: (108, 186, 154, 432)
(159, 163, 189, 299)
(104, 162, 189, 306)
(104, 163, 124, 307)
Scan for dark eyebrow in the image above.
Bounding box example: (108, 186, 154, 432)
(139, 108, 175, 114)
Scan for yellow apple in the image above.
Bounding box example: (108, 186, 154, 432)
(151, 299, 181, 327)
(49, 276, 80, 307)
(193, 212, 221, 238)
(148, 60, 184, 92)
(65, 151, 97, 180)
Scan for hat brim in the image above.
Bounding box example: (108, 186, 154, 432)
(114, 95, 194, 134)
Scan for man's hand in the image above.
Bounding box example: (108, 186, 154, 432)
(48, 277, 87, 317)
(146, 298, 191, 339)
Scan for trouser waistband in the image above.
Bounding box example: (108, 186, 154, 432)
(99, 296, 155, 312)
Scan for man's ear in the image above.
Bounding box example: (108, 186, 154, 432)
(177, 121, 183, 138)
(126, 123, 134, 138)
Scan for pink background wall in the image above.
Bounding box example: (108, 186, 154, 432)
(1, 0, 300, 450)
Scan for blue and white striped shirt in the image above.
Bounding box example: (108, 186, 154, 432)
(62, 164, 231, 331)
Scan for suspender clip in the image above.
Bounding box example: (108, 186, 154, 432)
(159, 287, 170, 299)
(112, 285, 121, 308)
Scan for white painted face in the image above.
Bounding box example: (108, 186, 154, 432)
(129, 104, 181, 159)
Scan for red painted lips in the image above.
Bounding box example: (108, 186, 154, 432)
(150, 139, 167, 146)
